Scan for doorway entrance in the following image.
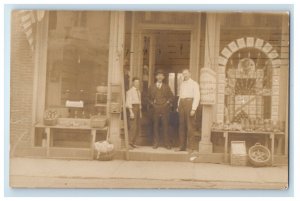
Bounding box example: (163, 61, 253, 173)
(137, 30, 191, 147)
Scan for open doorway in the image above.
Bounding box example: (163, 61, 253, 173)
(137, 30, 191, 147)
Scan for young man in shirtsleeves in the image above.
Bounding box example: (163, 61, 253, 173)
(126, 77, 142, 149)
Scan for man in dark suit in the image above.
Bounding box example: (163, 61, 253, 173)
(148, 69, 174, 149)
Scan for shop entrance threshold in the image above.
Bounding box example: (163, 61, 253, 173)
(125, 146, 191, 162)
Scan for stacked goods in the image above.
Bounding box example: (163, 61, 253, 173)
(234, 95, 257, 119)
(43, 110, 58, 126)
(233, 110, 248, 123)
(264, 119, 273, 132)
(211, 122, 224, 131)
(212, 119, 284, 133)
(199, 67, 217, 105)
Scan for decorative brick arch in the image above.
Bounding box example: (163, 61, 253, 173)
(216, 37, 281, 123)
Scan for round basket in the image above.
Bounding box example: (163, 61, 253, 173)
(90, 116, 107, 128)
(94, 151, 114, 161)
(43, 118, 57, 126)
(93, 140, 114, 161)
(248, 143, 271, 167)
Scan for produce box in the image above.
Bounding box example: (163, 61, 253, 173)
(90, 115, 107, 128)
(230, 141, 248, 166)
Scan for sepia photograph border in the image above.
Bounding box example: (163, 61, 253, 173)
(3, 2, 295, 197)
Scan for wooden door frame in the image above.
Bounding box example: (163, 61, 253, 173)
(130, 14, 202, 84)
(139, 32, 156, 88)
(31, 12, 49, 147)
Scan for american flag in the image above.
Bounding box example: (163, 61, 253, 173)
(17, 10, 45, 51)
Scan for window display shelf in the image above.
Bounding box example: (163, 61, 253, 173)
(211, 129, 285, 165)
(34, 123, 108, 159)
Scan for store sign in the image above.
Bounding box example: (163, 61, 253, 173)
(200, 68, 217, 105)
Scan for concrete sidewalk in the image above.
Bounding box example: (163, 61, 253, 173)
(9, 157, 288, 189)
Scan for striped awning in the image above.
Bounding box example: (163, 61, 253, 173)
(18, 10, 45, 51)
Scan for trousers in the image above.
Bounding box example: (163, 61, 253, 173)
(178, 98, 196, 150)
(129, 104, 141, 144)
(153, 103, 170, 147)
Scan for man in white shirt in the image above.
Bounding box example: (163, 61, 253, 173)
(175, 69, 200, 152)
(126, 77, 142, 148)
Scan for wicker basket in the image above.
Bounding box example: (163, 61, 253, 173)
(95, 151, 114, 161)
(94, 139, 114, 161)
(90, 116, 107, 128)
(43, 118, 57, 126)
(248, 143, 271, 167)
(230, 141, 248, 166)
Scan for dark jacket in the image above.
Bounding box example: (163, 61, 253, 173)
(148, 83, 174, 114)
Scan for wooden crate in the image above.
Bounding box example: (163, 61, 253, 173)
(230, 141, 248, 166)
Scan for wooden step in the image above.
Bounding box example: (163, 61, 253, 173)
(125, 146, 190, 162)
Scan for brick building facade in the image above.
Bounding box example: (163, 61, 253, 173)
(10, 11, 289, 164)
(10, 11, 35, 156)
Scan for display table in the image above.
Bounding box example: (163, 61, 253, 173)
(35, 123, 108, 159)
(211, 129, 285, 164)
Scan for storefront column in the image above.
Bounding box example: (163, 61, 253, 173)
(31, 12, 49, 146)
(278, 14, 289, 155)
(198, 13, 220, 154)
(107, 11, 125, 150)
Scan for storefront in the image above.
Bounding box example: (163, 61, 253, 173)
(10, 11, 289, 164)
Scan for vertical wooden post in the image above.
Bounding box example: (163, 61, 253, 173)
(107, 11, 125, 150)
(31, 12, 49, 147)
(270, 133, 275, 165)
(189, 13, 201, 80)
(223, 131, 228, 162)
(129, 12, 136, 86)
(130, 13, 143, 79)
(90, 129, 96, 159)
(45, 127, 50, 157)
(199, 106, 213, 153)
(148, 34, 156, 86)
(198, 13, 220, 154)
(278, 14, 289, 156)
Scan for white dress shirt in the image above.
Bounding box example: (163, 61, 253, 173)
(126, 86, 141, 109)
(178, 78, 200, 110)
(156, 82, 162, 89)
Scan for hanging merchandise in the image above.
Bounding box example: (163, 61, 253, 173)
(199, 68, 217, 104)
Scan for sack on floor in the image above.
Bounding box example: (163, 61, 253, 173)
(94, 140, 114, 161)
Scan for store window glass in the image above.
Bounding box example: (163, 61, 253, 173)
(45, 11, 110, 118)
(224, 48, 272, 124)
